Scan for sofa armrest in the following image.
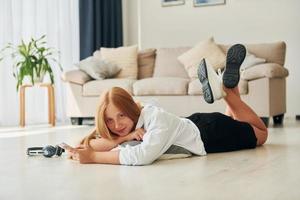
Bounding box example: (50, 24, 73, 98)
(241, 63, 289, 81)
(241, 77, 286, 117)
(61, 69, 92, 85)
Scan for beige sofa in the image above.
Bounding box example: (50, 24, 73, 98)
(62, 42, 289, 126)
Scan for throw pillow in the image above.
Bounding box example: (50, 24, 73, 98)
(93, 50, 101, 60)
(177, 37, 226, 78)
(240, 52, 266, 71)
(138, 48, 156, 79)
(101, 45, 138, 79)
(153, 47, 190, 79)
(76, 56, 121, 80)
(93, 47, 152, 79)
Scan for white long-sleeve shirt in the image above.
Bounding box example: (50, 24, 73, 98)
(119, 104, 207, 165)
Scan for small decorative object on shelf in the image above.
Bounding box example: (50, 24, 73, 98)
(0, 35, 62, 91)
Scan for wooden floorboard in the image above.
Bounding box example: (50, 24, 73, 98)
(0, 117, 299, 200)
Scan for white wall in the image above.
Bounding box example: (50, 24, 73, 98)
(123, 0, 300, 117)
(122, 0, 138, 46)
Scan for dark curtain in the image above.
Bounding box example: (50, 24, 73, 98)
(79, 0, 123, 60)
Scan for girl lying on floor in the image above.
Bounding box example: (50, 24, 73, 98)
(67, 44, 268, 165)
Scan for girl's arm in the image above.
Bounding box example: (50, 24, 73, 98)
(76, 148, 120, 164)
(68, 128, 145, 164)
(89, 128, 145, 152)
(89, 137, 123, 152)
(92, 151, 120, 164)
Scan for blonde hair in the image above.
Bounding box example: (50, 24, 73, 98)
(81, 87, 141, 147)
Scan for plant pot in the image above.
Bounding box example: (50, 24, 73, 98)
(33, 75, 44, 84)
(33, 70, 46, 84)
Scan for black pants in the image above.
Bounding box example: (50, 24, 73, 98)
(186, 112, 257, 153)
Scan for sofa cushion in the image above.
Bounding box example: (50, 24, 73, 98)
(153, 47, 190, 79)
(241, 63, 289, 81)
(138, 48, 156, 79)
(245, 42, 286, 65)
(188, 79, 248, 95)
(101, 45, 138, 79)
(76, 56, 121, 80)
(238, 79, 248, 95)
(94, 48, 156, 80)
(188, 79, 203, 95)
(61, 69, 92, 85)
(83, 79, 135, 96)
(133, 77, 189, 96)
(219, 41, 286, 66)
(178, 37, 226, 78)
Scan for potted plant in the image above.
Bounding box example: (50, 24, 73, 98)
(0, 35, 62, 90)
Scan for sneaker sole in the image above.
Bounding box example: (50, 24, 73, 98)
(197, 59, 214, 104)
(223, 44, 246, 88)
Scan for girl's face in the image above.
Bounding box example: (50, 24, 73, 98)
(104, 103, 134, 137)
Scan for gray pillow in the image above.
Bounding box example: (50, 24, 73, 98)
(240, 52, 266, 71)
(76, 56, 121, 80)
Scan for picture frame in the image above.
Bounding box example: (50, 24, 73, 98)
(161, 0, 185, 7)
(193, 0, 225, 7)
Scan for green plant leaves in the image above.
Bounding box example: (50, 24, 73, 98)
(0, 35, 61, 91)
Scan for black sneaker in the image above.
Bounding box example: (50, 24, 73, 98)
(223, 44, 246, 88)
(197, 59, 225, 104)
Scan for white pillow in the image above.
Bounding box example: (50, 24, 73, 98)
(241, 52, 266, 71)
(101, 45, 138, 79)
(178, 37, 226, 78)
(93, 50, 102, 60)
(76, 56, 121, 80)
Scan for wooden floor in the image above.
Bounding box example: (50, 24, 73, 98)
(0, 117, 300, 200)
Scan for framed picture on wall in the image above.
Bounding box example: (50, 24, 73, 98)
(194, 0, 225, 7)
(162, 0, 185, 7)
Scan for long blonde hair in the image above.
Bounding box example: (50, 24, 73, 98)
(81, 87, 141, 146)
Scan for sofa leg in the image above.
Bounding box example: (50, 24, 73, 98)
(71, 117, 83, 125)
(260, 117, 269, 127)
(273, 114, 284, 125)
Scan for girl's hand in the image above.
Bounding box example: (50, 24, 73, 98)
(74, 144, 85, 149)
(126, 128, 145, 141)
(67, 147, 95, 164)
